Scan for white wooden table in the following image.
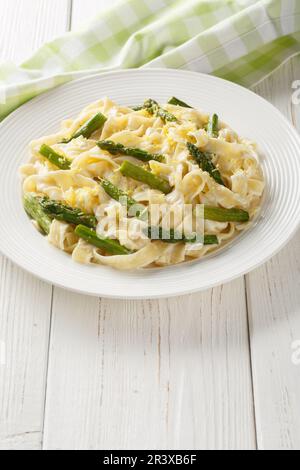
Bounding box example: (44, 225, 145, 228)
(0, 0, 299, 451)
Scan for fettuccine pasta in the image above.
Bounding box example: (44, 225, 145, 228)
(20, 96, 264, 270)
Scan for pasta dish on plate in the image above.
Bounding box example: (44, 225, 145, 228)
(20, 96, 265, 270)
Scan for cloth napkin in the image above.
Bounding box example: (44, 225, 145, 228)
(0, 0, 299, 121)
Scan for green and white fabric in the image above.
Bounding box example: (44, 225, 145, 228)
(0, 0, 299, 120)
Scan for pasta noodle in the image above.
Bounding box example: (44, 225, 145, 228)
(20, 97, 265, 270)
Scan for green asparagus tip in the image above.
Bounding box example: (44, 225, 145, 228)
(40, 144, 71, 170)
(187, 142, 225, 186)
(62, 112, 107, 143)
(97, 140, 165, 163)
(119, 160, 172, 194)
(23, 193, 52, 235)
(168, 97, 192, 108)
(143, 99, 178, 123)
(207, 113, 219, 138)
(39, 197, 97, 228)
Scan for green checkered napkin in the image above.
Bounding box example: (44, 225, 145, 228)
(0, 0, 299, 120)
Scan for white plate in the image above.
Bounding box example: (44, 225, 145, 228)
(0, 69, 299, 299)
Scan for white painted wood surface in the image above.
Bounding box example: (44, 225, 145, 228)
(43, 282, 255, 450)
(247, 59, 300, 450)
(0, 0, 299, 451)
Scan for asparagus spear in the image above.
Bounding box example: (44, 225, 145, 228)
(23, 193, 52, 235)
(97, 140, 165, 163)
(131, 105, 144, 111)
(75, 225, 131, 255)
(207, 113, 219, 138)
(96, 177, 136, 207)
(120, 161, 172, 194)
(96, 178, 147, 219)
(144, 226, 218, 245)
(203, 234, 219, 245)
(204, 206, 249, 222)
(142, 99, 178, 122)
(168, 97, 192, 108)
(40, 144, 72, 170)
(187, 142, 225, 186)
(62, 112, 107, 143)
(38, 197, 97, 228)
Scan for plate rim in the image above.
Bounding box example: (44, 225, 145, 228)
(0, 68, 299, 299)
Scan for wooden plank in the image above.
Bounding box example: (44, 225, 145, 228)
(0, 0, 70, 450)
(43, 281, 255, 450)
(0, 0, 71, 63)
(0, 259, 52, 450)
(248, 56, 300, 450)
